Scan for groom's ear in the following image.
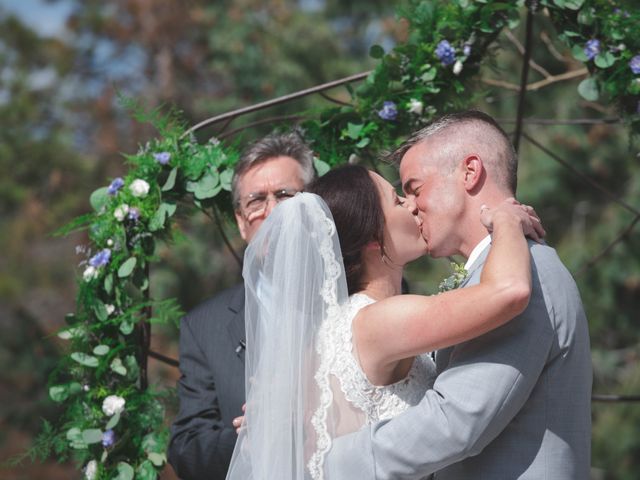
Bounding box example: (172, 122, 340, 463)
(461, 155, 483, 192)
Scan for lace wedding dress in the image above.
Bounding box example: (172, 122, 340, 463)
(226, 193, 436, 480)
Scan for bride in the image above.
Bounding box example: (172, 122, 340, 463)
(226, 164, 543, 480)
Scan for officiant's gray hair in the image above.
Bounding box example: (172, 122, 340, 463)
(388, 110, 518, 194)
(232, 131, 316, 206)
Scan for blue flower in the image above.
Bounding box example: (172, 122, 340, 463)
(630, 55, 640, 75)
(377, 101, 398, 121)
(584, 39, 600, 61)
(107, 177, 124, 196)
(102, 429, 116, 448)
(128, 207, 140, 221)
(89, 249, 111, 268)
(153, 152, 171, 165)
(435, 40, 456, 66)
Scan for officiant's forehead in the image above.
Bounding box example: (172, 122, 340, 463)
(237, 156, 305, 196)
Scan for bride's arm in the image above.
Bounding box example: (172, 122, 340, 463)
(354, 201, 534, 368)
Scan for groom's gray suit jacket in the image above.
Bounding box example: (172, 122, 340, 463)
(168, 284, 246, 479)
(326, 241, 592, 479)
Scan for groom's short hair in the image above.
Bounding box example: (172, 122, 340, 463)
(389, 110, 518, 194)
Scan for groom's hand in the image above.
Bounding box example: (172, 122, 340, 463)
(481, 198, 546, 242)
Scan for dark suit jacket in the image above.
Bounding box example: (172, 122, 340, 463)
(168, 284, 246, 479)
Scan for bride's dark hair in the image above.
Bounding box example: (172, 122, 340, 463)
(307, 164, 385, 295)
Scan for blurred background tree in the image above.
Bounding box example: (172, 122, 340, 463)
(1, 1, 638, 479)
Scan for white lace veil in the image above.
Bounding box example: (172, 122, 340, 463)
(226, 193, 351, 480)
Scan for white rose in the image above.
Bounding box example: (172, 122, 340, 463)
(129, 179, 150, 198)
(105, 304, 115, 315)
(114, 204, 130, 222)
(408, 98, 424, 115)
(84, 460, 98, 480)
(453, 60, 463, 75)
(107, 238, 114, 246)
(83, 266, 97, 282)
(102, 395, 126, 417)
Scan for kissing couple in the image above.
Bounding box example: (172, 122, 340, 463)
(226, 111, 592, 480)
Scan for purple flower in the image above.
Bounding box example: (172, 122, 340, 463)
(377, 101, 398, 121)
(107, 177, 124, 196)
(102, 429, 116, 448)
(584, 39, 600, 61)
(435, 40, 456, 66)
(89, 249, 111, 268)
(463, 44, 471, 57)
(630, 55, 640, 75)
(128, 207, 140, 221)
(153, 152, 171, 165)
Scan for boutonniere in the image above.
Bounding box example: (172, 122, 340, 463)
(438, 262, 468, 293)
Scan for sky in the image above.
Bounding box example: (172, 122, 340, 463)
(2, 0, 73, 38)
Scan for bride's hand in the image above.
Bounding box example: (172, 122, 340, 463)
(232, 403, 247, 434)
(480, 198, 546, 243)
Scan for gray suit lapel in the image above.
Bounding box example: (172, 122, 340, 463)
(225, 285, 246, 363)
(437, 243, 491, 370)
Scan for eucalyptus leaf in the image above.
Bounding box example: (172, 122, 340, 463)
(345, 122, 364, 140)
(49, 385, 68, 402)
(147, 452, 166, 467)
(93, 345, 110, 356)
(220, 169, 233, 191)
(71, 352, 99, 368)
(120, 320, 135, 336)
(116, 462, 135, 480)
(106, 411, 121, 430)
(571, 45, 588, 62)
(595, 52, 616, 69)
(94, 302, 108, 322)
(66, 427, 87, 449)
(313, 158, 331, 177)
(101, 449, 109, 463)
(355, 137, 371, 149)
(118, 257, 137, 278)
(104, 273, 113, 294)
(82, 428, 103, 444)
(578, 78, 599, 101)
(563, 0, 584, 9)
(161, 167, 178, 192)
(137, 460, 157, 480)
(89, 187, 109, 212)
(111, 357, 128, 376)
(577, 7, 595, 25)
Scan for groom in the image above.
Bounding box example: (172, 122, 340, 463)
(325, 110, 592, 479)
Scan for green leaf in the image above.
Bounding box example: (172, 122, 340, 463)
(93, 345, 110, 356)
(577, 7, 595, 25)
(137, 460, 158, 480)
(111, 357, 128, 376)
(90, 187, 109, 212)
(186, 168, 221, 199)
(571, 45, 588, 62)
(147, 452, 166, 467)
(120, 320, 135, 335)
(49, 385, 68, 402)
(578, 78, 599, 101)
(369, 44, 385, 59)
(161, 167, 178, 192)
(57, 326, 84, 340)
(104, 273, 113, 294)
(71, 352, 99, 368)
(82, 428, 103, 444)
(66, 427, 87, 449)
(106, 411, 121, 430)
(355, 137, 371, 149)
(345, 122, 364, 140)
(220, 169, 233, 191)
(116, 462, 135, 480)
(149, 202, 177, 232)
(118, 257, 137, 278)
(594, 52, 616, 69)
(94, 301, 108, 322)
(563, 0, 584, 9)
(313, 158, 331, 177)
(420, 67, 437, 83)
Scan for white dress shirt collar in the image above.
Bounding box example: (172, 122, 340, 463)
(464, 234, 492, 271)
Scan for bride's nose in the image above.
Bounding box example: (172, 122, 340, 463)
(401, 196, 418, 215)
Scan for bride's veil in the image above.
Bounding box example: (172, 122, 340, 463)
(226, 192, 350, 480)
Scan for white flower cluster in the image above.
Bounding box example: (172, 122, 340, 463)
(114, 203, 130, 222)
(129, 179, 150, 198)
(102, 395, 126, 417)
(84, 460, 97, 480)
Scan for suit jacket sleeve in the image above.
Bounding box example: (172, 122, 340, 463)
(168, 313, 238, 479)
(325, 250, 557, 479)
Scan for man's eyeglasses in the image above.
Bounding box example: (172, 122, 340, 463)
(237, 188, 300, 219)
